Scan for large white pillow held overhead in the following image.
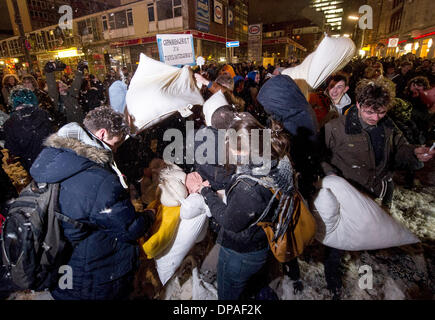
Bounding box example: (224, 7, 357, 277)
(125, 53, 204, 133)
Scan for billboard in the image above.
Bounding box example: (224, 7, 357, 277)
(214, 0, 223, 24)
(196, 0, 209, 24)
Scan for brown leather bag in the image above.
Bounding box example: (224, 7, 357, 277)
(258, 191, 316, 263)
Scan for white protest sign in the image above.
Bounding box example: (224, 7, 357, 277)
(157, 34, 196, 66)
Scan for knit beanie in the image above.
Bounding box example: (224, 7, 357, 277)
(221, 65, 236, 78)
(247, 71, 258, 82)
(8, 85, 38, 110)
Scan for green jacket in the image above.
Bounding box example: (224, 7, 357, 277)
(321, 106, 423, 198)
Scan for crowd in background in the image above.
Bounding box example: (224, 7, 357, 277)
(0, 50, 434, 300)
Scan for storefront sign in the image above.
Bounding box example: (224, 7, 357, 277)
(388, 38, 399, 47)
(214, 1, 223, 24)
(156, 34, 195, 66)
(227, 8, 234, 28)
(196, 0, 209, 24)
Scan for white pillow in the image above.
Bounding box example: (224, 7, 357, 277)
(312, 175, 420, 251)
(125, 53, 204, 133)
(282, 35, 355, 89)
(155, 193, 210, 285)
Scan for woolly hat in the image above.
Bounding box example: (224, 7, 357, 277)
(158, 163, 188, 207)
(8, 85, 38, 110)
(221, 65, 236, 78)
(202, 90, 229, 127)
(233, 75, 244, 84)
(247, 71, 258, 82)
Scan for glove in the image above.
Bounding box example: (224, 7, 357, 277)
(77, 61, 88, 73)
(44, 61, 57, 73)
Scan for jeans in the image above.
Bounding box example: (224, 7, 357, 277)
(217, 246, 269, 300)
(324, 246, 344, 292)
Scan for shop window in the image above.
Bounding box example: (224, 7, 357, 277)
(148, 3, 155, 22)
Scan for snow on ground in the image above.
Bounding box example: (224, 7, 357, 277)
(6, 186, 435, 300)
(159, 185, 435, 301)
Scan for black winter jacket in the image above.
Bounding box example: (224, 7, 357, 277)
(4, 106, 54, 172)
(201, 170, 275, 253)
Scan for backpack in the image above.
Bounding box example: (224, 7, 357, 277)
(0, 180, 87, 291)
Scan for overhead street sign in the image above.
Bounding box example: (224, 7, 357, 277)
(226, 41, 240, 48)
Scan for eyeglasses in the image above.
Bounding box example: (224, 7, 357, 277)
(361, 108, 387, 116)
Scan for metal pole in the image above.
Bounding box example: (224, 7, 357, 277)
(11, 0, 33, 74)
(225, 6, 228, 62)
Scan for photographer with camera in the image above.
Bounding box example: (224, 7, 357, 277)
(45, 60, 88, 124)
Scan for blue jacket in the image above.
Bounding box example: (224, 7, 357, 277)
(30, 132, 152, 300)
(257, 74, 318, 142)
(257, 75, 321, 197)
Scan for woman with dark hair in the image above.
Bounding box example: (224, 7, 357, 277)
(1, 74, 19, 111)
(187, 113, 297, 300)
(22, 74, 65, 129)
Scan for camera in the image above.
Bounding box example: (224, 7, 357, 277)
(54, 59, 67, 71)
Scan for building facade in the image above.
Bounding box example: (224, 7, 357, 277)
(367, 0, 435, 59)
(0, 0, 249, 78)
(310, 0, 345, 34)
(261, 20, 309, 62)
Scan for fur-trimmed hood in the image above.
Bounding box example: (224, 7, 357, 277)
(43, 133, 111, 165)
(30, 123, 113, 183)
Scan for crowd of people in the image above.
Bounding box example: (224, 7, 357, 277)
(0, 50, 434, 301)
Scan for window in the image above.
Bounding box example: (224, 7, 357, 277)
(157, 0, 173, 20)
(127, 9, 133, 26)
(389, 10, 402, 33)
(109, 13, 116, 30)
(115, 10, 127, 28)
(104, 10, 132, 30)
(157, 0, 182, 20)
(148, 3, 155, 22)
(174, 0, 182, 17)
(77, 20, 89, 36)
(102, 15, 108, 31)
